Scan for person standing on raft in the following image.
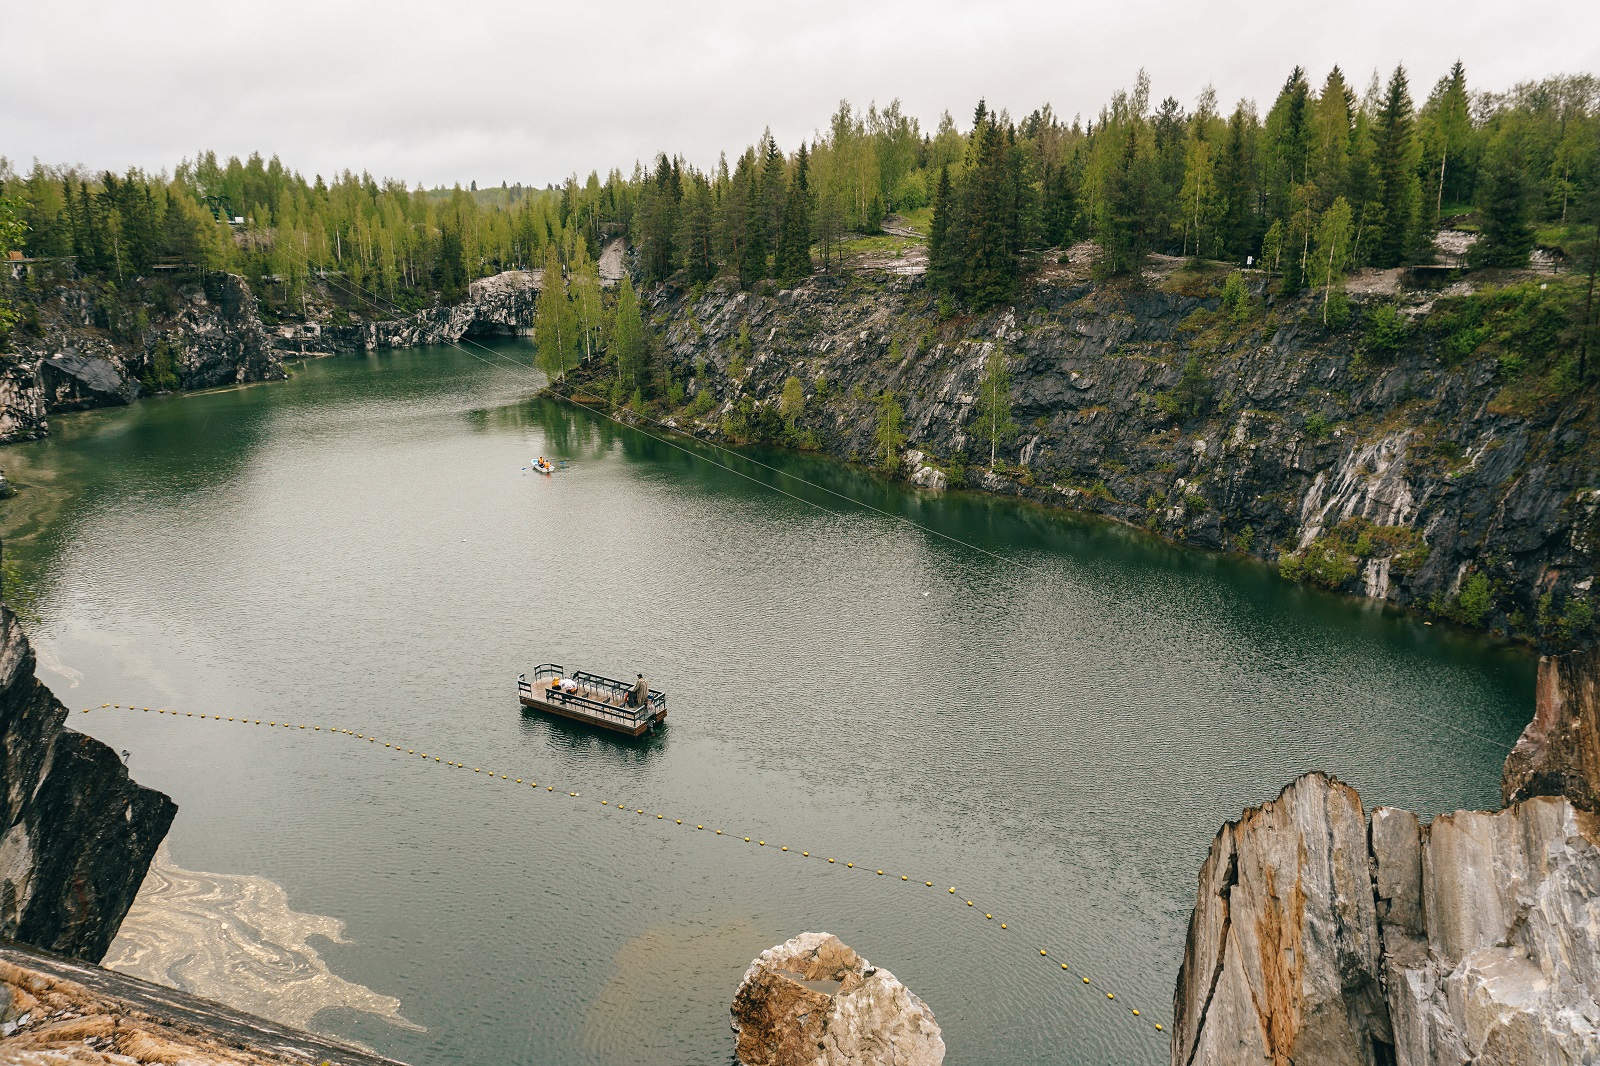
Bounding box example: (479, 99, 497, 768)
(627, 673, 649, 709)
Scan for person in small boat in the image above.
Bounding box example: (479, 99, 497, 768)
(627, 673, 649, 709)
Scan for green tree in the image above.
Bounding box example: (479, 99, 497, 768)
(1369, 66, 1421, 267)
(874, 391, 905, 472)
(0, 196, 26, 346)
(1419, 61, 1475, 223)
(926, 165, 958, 295)
(535, 244, 577, 382)
(780, 375, 805, 428)
(611, 275, 649, 393)
(1311, 197, 1355, 325)
(1473, 126, 1535, 268)
(977, 343, 1017, 468)
(775, 142, 813, 285)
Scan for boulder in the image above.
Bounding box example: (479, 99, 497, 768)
(1503, 643, 1600, 811)
(731, 932, 943, 1066)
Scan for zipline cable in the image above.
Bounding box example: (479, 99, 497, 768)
(275, 246, 1527, 757)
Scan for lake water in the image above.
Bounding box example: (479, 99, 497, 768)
(0, 342, 1534, 1065)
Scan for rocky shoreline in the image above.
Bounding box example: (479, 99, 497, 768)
(623, 262, 1596, 647)
(1172, 643, 1600, 1066)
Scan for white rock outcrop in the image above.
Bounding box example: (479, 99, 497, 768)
(731, 932, 944, 1066)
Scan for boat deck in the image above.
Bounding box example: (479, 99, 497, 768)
(517, 665, 667, 737)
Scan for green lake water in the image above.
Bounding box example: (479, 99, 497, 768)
(0, 341, 1534, 1065)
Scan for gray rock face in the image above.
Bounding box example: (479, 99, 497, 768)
(0, 605, 176, 961)
(1383, 798, 1600, 1066)
(640, 274, 1595, 636)
(0, 272, 283, 442)
(731, 932, 944, 1066)
(1504, 644, 1600, 811)
(1174, 772, 1600, 1066)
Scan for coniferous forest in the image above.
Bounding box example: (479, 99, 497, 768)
(2, 62, 1598, 335)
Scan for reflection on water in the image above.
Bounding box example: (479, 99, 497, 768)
(105, 844, 422, 1036)
(4, 343, 1535, 1066)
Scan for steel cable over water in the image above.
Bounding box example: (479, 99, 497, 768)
(83, 701, 1168, 1037)
(279, 247, 1520, 757)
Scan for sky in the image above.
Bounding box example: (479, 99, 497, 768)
(5, 0, 1599, 189)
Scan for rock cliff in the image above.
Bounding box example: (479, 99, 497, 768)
(633, 263, 1596, 642)
(731, 932, 944, 1066)
(1173, 643, 1600, 1066)
(1503, 643, 1600, 810)
(0, 604, 175, 962)
(0, 272, 284, 443)
(0, 941, 405, 1065)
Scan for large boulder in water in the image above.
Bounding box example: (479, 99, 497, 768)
(730, 932, 944, 1066)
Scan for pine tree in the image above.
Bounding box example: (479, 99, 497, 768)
(964, 116, 1020, 308)
(774, 142, 813, 285)
(1472, 127, 1534, 268)
(927, 165, 957, 295)
(1370, 66, 1420, 267)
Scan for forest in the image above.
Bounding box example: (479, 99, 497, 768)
(1, 61, 1598, 339)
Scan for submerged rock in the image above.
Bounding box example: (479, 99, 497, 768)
(731, 932, 944, 1066)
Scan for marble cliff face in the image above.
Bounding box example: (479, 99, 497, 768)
(1173, 643, 1600, 1066)
(0, 604, 175, 962)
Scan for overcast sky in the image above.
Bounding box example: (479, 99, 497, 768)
(5, 0, 1599, 188)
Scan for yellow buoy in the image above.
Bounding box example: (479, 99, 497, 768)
(601, 801, 608, 806)
(1061, 963, 1068, 970)
(1082, 977, 1090, 984)
(744, 837, 751, 842)
(846, 863, 854, 868)
(657, 814, 663, 819)
(781, 846, 788, 851)
(876, 870, 883, 876)
(949, 887, 956, 893)
(697, 825, 704, 830)
(1132, 1010, 1140, 1016)
(828, 858, 835, 864)
(636, 809, 643, 814)
(966, 901, 973, 906)
(1155, 1023, 1164, 1031)
(676, 820, 682, 825)
(1106, 993, 1114, 1000)
(1000, 923, 1007, 929)
(715, 829, 722, 835)
(926, 882, 933, 887)
(986, 914, 993, 919)
(1041, 950, 1048, 956)
(758, 840, 764, 845)
(802, 852, 809, 857)
(902, 876, 908, 881)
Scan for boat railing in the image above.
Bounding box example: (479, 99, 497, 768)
(521, 664, 664, 724)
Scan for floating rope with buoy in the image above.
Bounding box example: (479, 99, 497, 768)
(81, 702, 1166, 1037)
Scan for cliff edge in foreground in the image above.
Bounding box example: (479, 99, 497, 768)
(0, 604, 176, 962)
(0, 940, 404, 1066)
(1173, 644, 1600, 1066)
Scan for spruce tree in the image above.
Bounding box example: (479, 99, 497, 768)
(927, 165, 957, 295)
(964, 117, 1019, 308)
(1472, 128, 1534, 268)
(775, 142, 813, 285)
(1370, 66, 1420, 268)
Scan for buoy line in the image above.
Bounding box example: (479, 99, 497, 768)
(82, 702, 1167, 1037)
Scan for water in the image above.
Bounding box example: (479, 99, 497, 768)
(0, 342, 1534, 1065)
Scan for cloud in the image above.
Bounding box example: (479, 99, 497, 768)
(4, 0, 1597, 185)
